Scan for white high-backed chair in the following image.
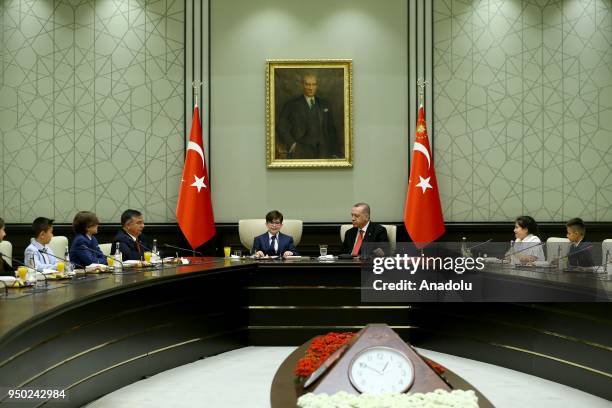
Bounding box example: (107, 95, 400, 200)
(340, 224, 397, 254)
(545, 237, 570, 261)
(0, 240, 13, 267)
(48, 236, 69, 259)
(99, 243, 112, 257)
(238, 219, 303, 252)
(602, 239, 612, 267)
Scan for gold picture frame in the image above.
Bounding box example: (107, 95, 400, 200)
(266, 59, 353, 168)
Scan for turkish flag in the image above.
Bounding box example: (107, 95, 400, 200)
(176, 106, 216, 248)
(404, 105, 445, 247)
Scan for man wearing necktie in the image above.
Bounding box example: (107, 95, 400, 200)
(341, 203, 389, 257)
(111, 209, 149, 261)
(276, 73, 338, 159)
(253, 210, 299, 258)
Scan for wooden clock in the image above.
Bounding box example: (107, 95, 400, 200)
(306, 324, 450, 395)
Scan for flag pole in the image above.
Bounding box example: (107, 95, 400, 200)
(191, 80, 203, 258)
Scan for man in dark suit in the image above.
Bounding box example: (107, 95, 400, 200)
(253, 210, 299, 258)
(276, 73, 338, 159)
(111, 209, 149, 261)
(341, 203, 388, 257)
(566, 218, 594, 267)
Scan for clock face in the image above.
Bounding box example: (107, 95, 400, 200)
(348, 346, 414, 394)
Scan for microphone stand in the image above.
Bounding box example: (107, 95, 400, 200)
(555, 244, 594, 269)
(0, 280, 8, 296)
(467, 238, 493, 257)
(139, 242, 164, 269)
(508, 241, 546, 257)
(163, 243, 203, 256)
(79, 245, 125, 270)
(38, 249, 76, 273)
(1, 250, 48, 288)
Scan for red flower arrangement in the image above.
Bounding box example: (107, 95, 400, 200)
(294, 332, 357, 379)
(421, 356, 446, 375)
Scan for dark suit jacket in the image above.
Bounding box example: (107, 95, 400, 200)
(276, 95, 337, 159)
(341, 223, 389, 256)
(70, 234, 107, 267)
(0, 258, 14, 276)
(568, 241, 594, 267)
(253, 232, 299, 256)
(110, 230, 149, 261)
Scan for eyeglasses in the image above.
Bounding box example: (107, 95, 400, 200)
(267, 221, 282, 226)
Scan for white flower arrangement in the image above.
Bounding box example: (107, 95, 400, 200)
(297, 389, 478, 408)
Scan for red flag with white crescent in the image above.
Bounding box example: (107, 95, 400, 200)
(404, 105, 445, 247)
(176, 106, 216, 248)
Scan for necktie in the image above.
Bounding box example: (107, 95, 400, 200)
(270, 236, 277, 255)
(352, 230, 365, 256)
(41, 248, 49, 263)
(135, 240, 141, 253)
(309, 98, 314, 109)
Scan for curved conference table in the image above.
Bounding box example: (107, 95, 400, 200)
(1, 258, 610, 407)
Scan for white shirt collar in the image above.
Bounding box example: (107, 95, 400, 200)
(268, 232, 279, 240)
(359, 222, 370, 234)
(31, 239, 48, 250)
(516, 234, 538, 242)
(124, 230, 138, 241)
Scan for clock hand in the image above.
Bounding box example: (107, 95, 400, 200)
(382, 361, 389, 373)
(364, 364, 382, 375)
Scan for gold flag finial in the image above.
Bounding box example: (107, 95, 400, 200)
(192, 81, 203, 107)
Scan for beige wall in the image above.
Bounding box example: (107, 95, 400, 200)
(210, 0, 409, 223)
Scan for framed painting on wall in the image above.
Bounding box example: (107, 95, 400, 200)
(266, 59, 353, 168)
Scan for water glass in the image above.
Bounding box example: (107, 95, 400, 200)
(319, 244, 328, 257)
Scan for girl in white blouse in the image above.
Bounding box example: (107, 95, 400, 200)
(512, 215, 545, 263)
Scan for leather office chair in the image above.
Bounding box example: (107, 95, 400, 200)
(546, 237, 570, 268)
(99, 243, 112, 257)
(48, 236, 69, 259)
(340, 224, 397, 254)
(0, 240, 13, 267)
(238, 219, 303, 252)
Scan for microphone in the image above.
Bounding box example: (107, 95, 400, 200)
(80, 245, 124, 268)
(508, 241, 545, 256)
(1, 250, 46, 286)
(138, 242, 164, 268)
(605, 250, 610, 273)
(28, 250, 51, 286)
(38, 249, 76, 271)
(556, 244, 593, 264)
(163, 243, 203, 256)
(468, 238, 492, 251)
